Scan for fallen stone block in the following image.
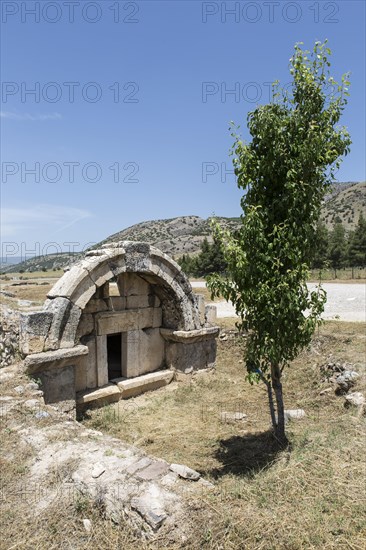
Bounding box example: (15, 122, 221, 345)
(345, 392, 365, 408)
(284, 409, 306, 422)
(335, 371, 359, 394)
(170, 463, 201, 481)
(131, 485, 168, 531)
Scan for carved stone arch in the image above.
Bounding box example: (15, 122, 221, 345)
(43, 242, 201, 348)
(21, 242, 219, 410)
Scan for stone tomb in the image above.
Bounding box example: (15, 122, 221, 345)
(20, 242, 219, 411)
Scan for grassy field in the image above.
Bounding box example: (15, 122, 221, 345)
(0, 270, 64, 279)
(0, 319, 365, 548)
(80, 319, 365, 549)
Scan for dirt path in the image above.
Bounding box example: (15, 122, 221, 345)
(191, 282, 366, 322)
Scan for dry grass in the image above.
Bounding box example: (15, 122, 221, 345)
(82, 320, 366, 549)
(1, 321, 365, 549)
(308, 267, 366, 282)
(193, 287, 222, 303)
(6, 284, 53, 302)
(0, 275, 56, 307)
(0, 271, 63, 279)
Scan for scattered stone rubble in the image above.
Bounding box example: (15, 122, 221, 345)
(0, 305, 20, 367)
(345, 392, 365, 408)
(320, 359, 365, 411)
(284, 409, 306, 422)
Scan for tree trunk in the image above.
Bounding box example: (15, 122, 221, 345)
(266, 380, 277, 432)
(271, 363, 287, 446)
(257, 369, 277, 431)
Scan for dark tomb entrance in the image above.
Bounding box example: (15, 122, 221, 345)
(107, 333, 122, 380)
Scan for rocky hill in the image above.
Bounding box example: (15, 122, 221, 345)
(321, 181, 366, 230)
(2, 182, 364, 273)
(0, 252, 81, 274)
(94, 215, 240, 257)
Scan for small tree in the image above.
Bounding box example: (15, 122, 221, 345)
(208, 41, 351, 444)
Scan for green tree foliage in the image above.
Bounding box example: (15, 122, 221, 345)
(178, 237, 227, 277)
(194, 237, 227, 277)
(348, 213, 366, 267)
(178, 254, 195, 276)
(328, 218, 348, 269)
(207, 41, 351, 444)
(311, 221, 329, 268)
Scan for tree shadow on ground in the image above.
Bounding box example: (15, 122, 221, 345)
(206, 430, 288, 479)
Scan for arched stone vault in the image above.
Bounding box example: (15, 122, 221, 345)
(20, 242, 219, 411)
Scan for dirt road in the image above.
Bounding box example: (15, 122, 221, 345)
(191, 282, 366, 322)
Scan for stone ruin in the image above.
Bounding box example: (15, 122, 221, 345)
(19, 242, 219, 413)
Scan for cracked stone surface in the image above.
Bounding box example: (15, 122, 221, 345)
(1, 364, 215, 541)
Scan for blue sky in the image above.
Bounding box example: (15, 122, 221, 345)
(1, 0, 365, 260)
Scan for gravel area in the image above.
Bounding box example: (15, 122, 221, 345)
(191, 282, 366, 322)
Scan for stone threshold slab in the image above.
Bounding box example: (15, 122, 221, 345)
(112, 370, 174, 399)
(76, 370, 174, 406)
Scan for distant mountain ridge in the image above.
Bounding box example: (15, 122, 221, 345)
(2, 181, 364, 273)
(94, 215, 240, 256)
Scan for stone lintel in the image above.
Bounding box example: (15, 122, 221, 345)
(96, 308, 155, 335)
(160, 327, 219, 343)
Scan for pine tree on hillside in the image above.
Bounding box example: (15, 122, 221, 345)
(348, 213, 366, 267)
(311, 221, 329, 268)
(329, 218, 347, 268)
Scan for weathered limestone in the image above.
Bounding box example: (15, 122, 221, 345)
(161, 328, 219, 373)
(38, 365, 75, 411)
(122, 328, 165, 377)
(96, 308, 157, 335)
(96, 335, 108, 387)
(19, 311, 53, 354)
(77, 383, 121, 406)
(118, 272, 150, 297)
(76, 313, 94, 341)
(110, 296, 126, 310)
(24, 345, 89, 373)
(24, 345, 89, 411)
(77, 335, 98, 391)
(195, 294, 206, 326)
(205, 305, 217, 326)
(21, 242, 219, 409)
(115, 370, 174, 399)
(170, 463, 201, 481)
